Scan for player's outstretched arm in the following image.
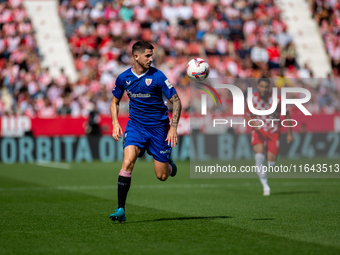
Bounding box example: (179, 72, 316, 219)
(166, 93, 182, 147)
(285, 110, 294, 144)
(110, 96, 123, 141)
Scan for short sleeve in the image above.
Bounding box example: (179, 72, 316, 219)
(112, 75, 124, 99)
(158, 71, 177, 100)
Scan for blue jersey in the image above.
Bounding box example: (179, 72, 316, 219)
(112, 66, 177, 126)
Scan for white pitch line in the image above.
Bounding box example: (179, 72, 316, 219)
(34, 161, 71, 169)
(0, 181, 339, 192)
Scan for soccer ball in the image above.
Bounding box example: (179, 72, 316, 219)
(186, 58, 210, 82)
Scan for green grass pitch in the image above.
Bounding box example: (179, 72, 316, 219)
(0, 157, 340, 255)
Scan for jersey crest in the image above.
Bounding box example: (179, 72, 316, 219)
(145, 79, 152, 86)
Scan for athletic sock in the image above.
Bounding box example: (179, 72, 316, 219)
(267, 161, 276, 167)
(169, 163, 173, 175)
(117, 169, 132, 210)
(255, 153, 270, 191)
(263, 161, 275, 191)
(255, 153, 265, 178)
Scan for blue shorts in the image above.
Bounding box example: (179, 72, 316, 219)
(123, 120, 172, 163)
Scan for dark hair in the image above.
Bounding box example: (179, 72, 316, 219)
(257, 77, 271, 85)
(132, 41, 154, 55)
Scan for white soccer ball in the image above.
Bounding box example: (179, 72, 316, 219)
(186, 58, 210, 82)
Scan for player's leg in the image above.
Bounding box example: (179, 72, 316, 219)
(110, 145, 141, 222)
(146, 124, 177, 181)
(118, 145, 141, 208)
(251, 131, 270, 195)
(154, 159, 170, 181)
(267, 152, 277, 167)
(266, 132, 280, 163)
(253, 143, 270, 192)
(153, 157, 177, 181)
(265, 132, 280, 195)
(110, 121, 146, 222)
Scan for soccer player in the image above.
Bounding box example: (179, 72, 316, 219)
(109, 41, 182, 222)
(246, 78, 294, 196)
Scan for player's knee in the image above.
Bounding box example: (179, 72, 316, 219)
(255, 153, 265, 164)
(157, 172, 168, 182)
(122, 159, 135, 171)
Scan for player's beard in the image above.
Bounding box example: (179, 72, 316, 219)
(259, 92, 269, 99)
(137, 59, 150, 70)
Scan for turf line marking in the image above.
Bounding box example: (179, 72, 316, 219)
(34, 161, 71, 169)
(0, 181, 340, 192)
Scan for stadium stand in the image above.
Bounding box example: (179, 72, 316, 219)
(310, 0, 340, 75)
(0, 0, 43, 116)
(23, 0, 78, 82)
(275, 0, 332, 77)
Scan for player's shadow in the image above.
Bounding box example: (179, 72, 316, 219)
(273, 191, 321, 195)
(126, 216, 232, 224)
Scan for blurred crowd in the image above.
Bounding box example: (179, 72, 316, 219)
(0, 0, 42, 117)
(1, 0, 340, 118)
(311, 0, 340, 75)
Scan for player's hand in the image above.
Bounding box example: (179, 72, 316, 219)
(112, 123, 123, 141)
(165, 126, 178, 147)
(287, 133, 294, 144)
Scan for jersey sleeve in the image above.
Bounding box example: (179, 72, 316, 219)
(157, 71, 177, 100)
(112, 75, 124, 99)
